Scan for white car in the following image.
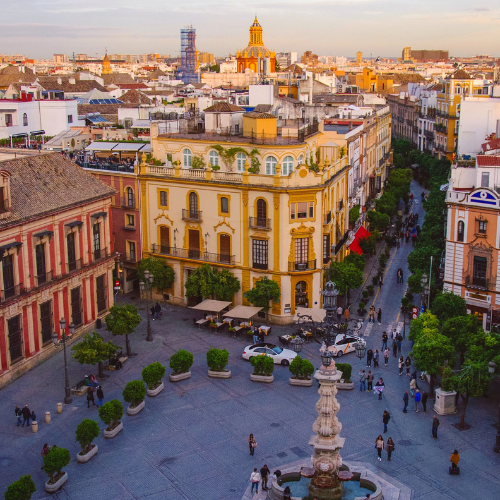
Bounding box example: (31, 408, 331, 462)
(321, 334, 361, 358)
(242, 343, 297, 366)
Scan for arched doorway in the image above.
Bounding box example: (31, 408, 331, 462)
(295, 281, 308, 308)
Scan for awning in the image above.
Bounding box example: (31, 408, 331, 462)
(0, 109, 17, 112)
(223, 305, 263, 320)
(29, 130, 45, 136)
(190, 299, 232, 312)
(10, 133, 28, 138)
(112, 142, 147, 152)
(90, 212, 108, 219)
(0, 241, 22, 254)
(65, 220, 83, 228)
(33, 230, 53, 239)
(85, 142, 119, 152)
(139, 143, 151, 152)
(348, 226, 371, 255)
(293, 307, 326, 323)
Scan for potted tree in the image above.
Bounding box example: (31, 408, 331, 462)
(4, 475, 36, 500)
(336, 363, 354, 390)
(75, 418, 100, 463)
(206, 347, 231, 379)
(105, 303, 142, 357)
(169, 349, 193, 382)
(357, 301, 367, 315)
(99, 399, 124, 438)
(142, 362, 166, 396)
(43, 446, 70, 493)
(71, 331, 119, 378)
(250, 355, 274, 383)
(123, 380, 146, 415)
(289, 355, 315, 387)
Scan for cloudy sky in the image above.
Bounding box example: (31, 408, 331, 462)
(2, 0, 499, 59)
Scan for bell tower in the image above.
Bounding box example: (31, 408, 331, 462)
(249, 16, 263, 46)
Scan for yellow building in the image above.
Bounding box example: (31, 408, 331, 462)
(101, 53, 112, 75)
(236, 17, 276, 74)
(199, 52, 215, 64)
(355, 68, 394, 94)
(140, 115, 350, 323)
(356, 51, 363, 65)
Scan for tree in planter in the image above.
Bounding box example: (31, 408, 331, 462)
(75, 419, 100, 455)
(138, 258, 175, 294)
(71, 332, 119, 378)
(4, 475, 36, 500)
(358, 301, 366, 314)
(105, 303, 141, 357)
(169, 349, 193, 375)
(122, 381, 146, 409)
(336, 363, 352, 383)
(98, 399, 123, 431)
(327, 261, 363, 303)
(206, 347, 229, 372)
(250, 355, 274, 376)
(244, 276, 281, 321)
(43, 447, 71, 484)
(289, 356, 315, 380)
(142, 362, 166, 390)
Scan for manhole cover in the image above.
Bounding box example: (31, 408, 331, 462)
(398, 440, 412, 446)
(270, 422, 281, 428)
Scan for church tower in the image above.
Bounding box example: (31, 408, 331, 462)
(102, 52, 112, 75)
(248, 16, 263, 46)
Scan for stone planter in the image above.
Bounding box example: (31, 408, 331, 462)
(146, 382, 164, 397)
(77, 444, 98, 463)
(250, 373, 274, 383)
(337, 381, 355, 390)
(103, 421, 123, 439)
(169, 371, 191, 382)
(208, 369, 231, 379)
(44, 472, 68, 493)
(289, 377, 313, 387)
(127, 400, 145, 416)
(434, 388, 457, 415)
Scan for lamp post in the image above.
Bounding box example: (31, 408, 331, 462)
(139, 269, 154, 342)
(291, 336, 304, 354)
(320, 281, 340, 368)
(52, 318, 75, 404)
(354, 338, 367, 360)
(420, 273, 428, 313)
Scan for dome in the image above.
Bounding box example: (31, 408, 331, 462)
(241, 46, 272, 58)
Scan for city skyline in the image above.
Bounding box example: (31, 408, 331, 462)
(2, 0, 499, 59)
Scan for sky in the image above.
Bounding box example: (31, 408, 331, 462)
(2, 0, 500, 59)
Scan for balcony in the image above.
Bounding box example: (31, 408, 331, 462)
(35, 270, 53, 287)
(67, 259, 82, 273)
(379, 158, 385, 168)
(337, 199, 344, 212)
(124, 253, 137, 263)
(182, 209, 202, 221)
(121, 197, 136, 209)
(249, 217, 271, 230)
(323, 212, 332, 224)
(465, 275, 488, 290)
(288, 260, 316, 272)
(93, 247, 110, 261)
(334, 231, 350, 255)
(424, 130, 434, 140)
(1, 283, 24, 303)
(151, 244, 235, 265)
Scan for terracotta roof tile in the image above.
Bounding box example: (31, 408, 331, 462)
(243, 111, 276, 119)
(476, 155, 500, 166)
(118, 89, 152, 105)
(204, 102, 245, 113)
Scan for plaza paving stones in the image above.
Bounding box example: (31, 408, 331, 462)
(1, 181, 500, 500)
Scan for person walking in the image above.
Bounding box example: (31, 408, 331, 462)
(260, 464, 270, 491)
(252, 327, 259, 345)
(405, 356, 411, 376)
(432, 416, 440, 439)
(21, 405, 31, 427)
(450, 450, 460, 473)
(392, 338, 398, 358)
(96, 386, 104, 407)
(366, 349, 373, 368)
(396, 269, 401, 284)
(41, 443, 50, 469)
(337, 305, 343, 324)
(381, 331, 388, 350)
(367, 371, 374, 392)
(150, 305, 155, 320)
(403, 391, 409, 413)
(154, 302, 162, 320)
(373, 350, 379, 368)
(250, 468, 261, 495)
(375, 435, 384, 461)
(87, 386, 96, 408)
(398, 356, 404, 375)
(359, 370, 367, 392)
(377, 308, 382, 325)
(369, 306, 376, 323)
(378, 275, 383, 289)
(405, 230, 410, 244)
(414, 389, 421, 412)
(399, 269, 404, 283)
(386, 438, 395, 461)
(15, 406, 22, 426)
(382, 410, 390, 433)
(384, 348, 390, 366)
(397, 332, 403, 353)
(422, 390, 428, 412)
(344, 306, 350, 322)
(410, 377, 416, 397)
(374, 378, 385, 400)
(248, 433, 256, 455)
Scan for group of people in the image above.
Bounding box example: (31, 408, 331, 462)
(150, 302, 162, 320)
(15, 405, 36, 427)
(83, 375, 104, 408)
(368, 306, 382, 324)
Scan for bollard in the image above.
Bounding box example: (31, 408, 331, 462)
(45, 411, 51, 424)
(57, 402, 63, 414)
(31, 421, 38, 433)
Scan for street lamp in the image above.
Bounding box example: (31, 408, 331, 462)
(52, 318, 75, 404)
(354, 338, 367, 360)
(139, 269, 154, 342)
(421, 273, 428, 312)
(291, 336, 304, 354)
(320, 281, 339, 369)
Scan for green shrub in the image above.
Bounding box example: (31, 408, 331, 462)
(349, 204, 360, 223)
(289, 355, 315, 380)
(142, 362, 166, 389)
(366, 285, 374, 295)
(43, 447, 70, 482)
(75, 419, 100, 453)
(372, 276, 379, 286)
(362, 290, 369, 299)
(250, 355, 274, 376)
(359, 301, 366, 310)
(4, 475, 36, 500)
(169, 349, 193, 374)
(336, 363, 352, 383)
(206, 347, 229, 372)
(122, 381, 146, 407)
(98, 399, 123, 430)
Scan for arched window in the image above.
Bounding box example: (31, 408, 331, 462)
(265, 156, 277, 175)
(126, 187, 134, 207)
(189, 192, 199, 216)
(455, 86, 461, 94)
(282, 156, 294, 176)
(183, 148, 192, 167)
(236, 152, 247, 172)
(23, 113, 28, 126)
(256, 199, 267, 227)
(298, 154, 304, 166)
(457, 220, 464, 242)
(209, 151, 219, 168)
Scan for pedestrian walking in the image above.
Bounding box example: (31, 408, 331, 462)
(375, 435, 384, 461)
(405, 356, 411, 376)
(150, 305, 155, 320)
(384, 348, 390, 366)
(252, 326, 259, 345)
(41, 443, 50, 469)
(377, 308, 382, 325)
(96, 386, 104, 407)
(15, 406, 22, 426)
(386, 438, 395, 461)
(399, 269, 404, 283)
(367, 371, 374, 391)
(422, 390, 428, 412)
(337, 305, 343, 324)
(260, 464, 270, 490)
(450, 450, 460, 473)
(378, 275, 383, 289)
(373, 350, 379, 368)
(369, 305, 376, 323)
(397, 333, 403, 352)
(414, 389, 421, 412)
(248, 433, 256, 455)
(344, 306, 350, 321)
(392, 329, 398, 340)
(398, 356, 404, 376)
(403, 391, 409, 413)
(396, 268, 402, 284)
(374, 378, 385, 400)
(359, 370, 367, 391)
(250, 468, 261, 495)
(381, 331, 388, 350)
(21, 405, 31, 427)
(405, 230, 410, 243)
(432, 415, 440, 439)
(154, 302, 162, 320)
(87, 386, 95, 408)
(410, 377, 416, 397)
(392, 339, 398, 358)
(382, 410, 390, 433)
(367, 349, 373, 367)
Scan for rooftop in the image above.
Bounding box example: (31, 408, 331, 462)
(203, 102, 245, 113)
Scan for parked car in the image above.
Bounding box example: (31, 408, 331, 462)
(242, 343, 297, 366)
(320, 334, 361, 358)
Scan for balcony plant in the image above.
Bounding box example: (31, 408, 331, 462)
(99, 399, 124, 438)
(289, 355, 315, 387)
(123, 380, 146, 415)
(75, 418, 100, 463)
(250, 354, 275, 383)
(207, 347, 231, 378)
(169, 349, 193, 382)
(4, 475, 36, 500)
(142, 362, 166, 396)
(43, 446, 70, 493)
